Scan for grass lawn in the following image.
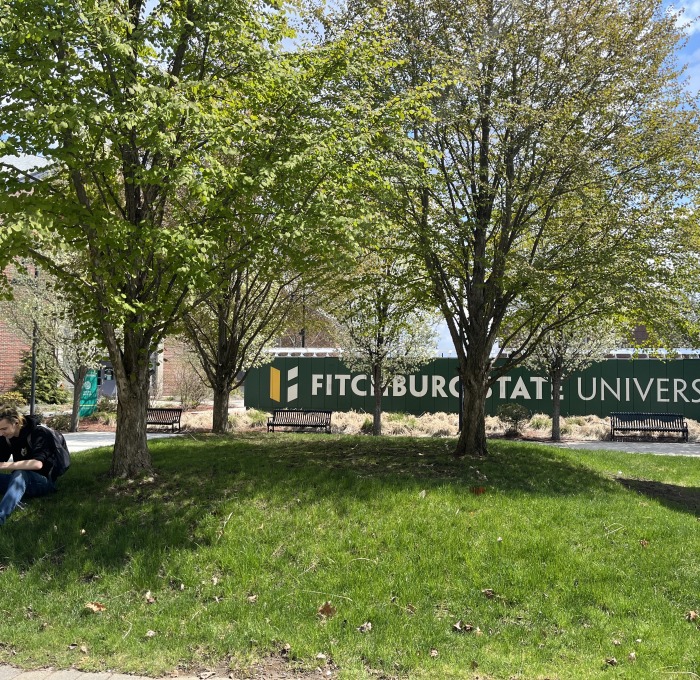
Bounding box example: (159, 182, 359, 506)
(0, 433, 698, 679)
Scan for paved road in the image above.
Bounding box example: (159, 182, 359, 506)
(550, 440, 700, 457)
(63, 432, 176, 452)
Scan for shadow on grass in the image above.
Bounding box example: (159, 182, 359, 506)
(617, 477, 700, 516)
(0, 434, 628, 574)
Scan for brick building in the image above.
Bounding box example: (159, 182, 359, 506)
(0, 319, 29, 392)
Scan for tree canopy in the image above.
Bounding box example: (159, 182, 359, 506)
(347, 0, 700, 456)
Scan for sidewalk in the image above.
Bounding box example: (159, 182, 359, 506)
(63, 432, 176, 453)
(0, 668, 198, 680)
(550, 439, 700, 457)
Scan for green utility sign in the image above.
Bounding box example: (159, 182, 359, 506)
(244, 357, 700, 418)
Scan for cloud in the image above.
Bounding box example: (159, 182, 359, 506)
(671, 1, 700, 35)
(0, 155, 49, 171)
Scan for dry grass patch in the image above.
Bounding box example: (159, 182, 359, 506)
(178, 407, 700, 442)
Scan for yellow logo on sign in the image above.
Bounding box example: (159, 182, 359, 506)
(270, 367, 281, 402)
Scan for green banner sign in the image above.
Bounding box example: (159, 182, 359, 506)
(78, 369, 99, 417)
(244, 357, 700, 419)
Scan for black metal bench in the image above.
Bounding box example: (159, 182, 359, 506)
(610, 412, 688, 442)
(267, 409, 332, 434)
(146, 407, 183, 432)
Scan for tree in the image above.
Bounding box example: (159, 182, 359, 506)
(0, 0, 411, 474)
(348, 0, 700, 456)
(0, 263, 102, 431)
(182, 263, 303, 432)
(176, 23, 404, 433)
(523, 315, 623, 441)
(14, 349, 70, 405)
(335, 245, 438, 435)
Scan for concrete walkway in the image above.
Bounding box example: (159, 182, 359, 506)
(0, 668, 198, 680)
(550, 439, 700, 457)
(63, 432, 176, 453)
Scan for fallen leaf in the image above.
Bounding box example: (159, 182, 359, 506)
(80, 529, 86, 535)
(452, 620, 474, 633)
(145, 591, 156, 604)
(605, 657, 617, 666)
(247, 594, 258, 604)
(481, 588, 495, 599)
(68, 643, 78, 650)
(84, 602, 106, 613)
(406, 604, 416, 615)
(280, 643, 291, 657)
(686, 610, 699, 622)
(198, 672, 216, 679)
(357, 622, 372, 633)
(316, 653, 327, 660)
(612, 639, 621, 646)
(628, 651, 637, 661)
(80, 645, 88, 654)
(318, 601, 337, 618)
(419, 490, 426, 498)
(430, 649, 438, 658)
(145, 630, 157, 638)
(639, 540, 649, 548)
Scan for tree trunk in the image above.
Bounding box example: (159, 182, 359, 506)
(212, 386, 230, 433)
(111, 380, 152, 477)
(69, 364, 88, 432)
(107, 329, 153, 478)
(455, 370, 489, 457)
(372, 363, 382, 436)
(454, 339, 491, 457)
(551, 372, 562, 441)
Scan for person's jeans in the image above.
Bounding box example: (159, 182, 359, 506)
(0, 471, 56, 525)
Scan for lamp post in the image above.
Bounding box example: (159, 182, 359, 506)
(29, 265, 39, 416)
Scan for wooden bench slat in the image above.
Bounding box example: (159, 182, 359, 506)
(146, 407, 182, 432)
(610, 412, 688, 442)
(267, 409, 332, 434)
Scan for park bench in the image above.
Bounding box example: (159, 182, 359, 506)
(609, 412, 688, 442)
(267, 409, 333, 434)
(146, 407, 183, 432)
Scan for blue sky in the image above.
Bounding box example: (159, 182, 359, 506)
(672, 1, 700, 94)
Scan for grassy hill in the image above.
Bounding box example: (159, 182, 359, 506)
(0, 434, 697, 679)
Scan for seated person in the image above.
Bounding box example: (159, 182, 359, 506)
(0, 405, 64, 525)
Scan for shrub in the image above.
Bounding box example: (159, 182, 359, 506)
(96, 396, 117, 413)
(45, 413, 72, 431)
(246, 409, 268, 428)
(0, 391, 26, 408)
(360, 416, 373, 434)
(92, 411, 117, 426)
(227, 414, 243, 431)
(528, 413, 552, 430)
(174, 361, 210, 410)
(496, 402, 531, 435)
(13, 350, 70, 404)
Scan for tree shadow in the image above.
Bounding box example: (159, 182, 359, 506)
(0, 435, 629, 574)
(616, 477, 700, 516)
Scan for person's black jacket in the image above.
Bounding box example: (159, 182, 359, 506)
(0, 416, 55, 479)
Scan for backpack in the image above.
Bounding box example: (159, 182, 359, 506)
(28, 424, 71, 481)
